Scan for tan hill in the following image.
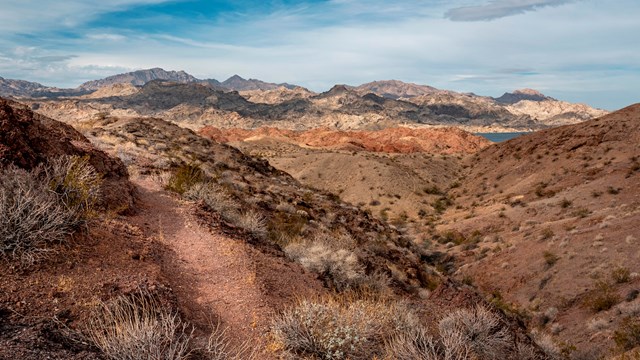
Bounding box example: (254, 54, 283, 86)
(434, 104, 640, 356)
(506, 99, 609, 126)
(239, 86, 315, 104)
(80, 82, 140, 99)
(200, 125, 490, 154)
(199, 126, 488, 221)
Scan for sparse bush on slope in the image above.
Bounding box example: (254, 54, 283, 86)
(84, 291, 194, 360)
(438, 305, 513, 360)
(271, 296, 418, 360)
(0, 156, 101, 263)
(285, 241, 366, 292)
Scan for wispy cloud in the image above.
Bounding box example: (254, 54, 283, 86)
(0, 0, 638, 110)
(445, 0, 575, 21)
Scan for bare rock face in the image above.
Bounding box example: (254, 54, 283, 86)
(505, 99, 609, 125)
(0, 98, 135, 211)
(79, 68, 199, 91)
(239, 86, 315, 104)
(354, 80, 440, 99)
(200, 126, 491, 154)
(494, 88, 552, 104)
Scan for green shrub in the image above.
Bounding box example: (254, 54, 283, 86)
(46, 155, 102, 215)
(166, 164, 205, 195)
(587, 281, 620, 312)
(612, 267, 631, 284)
(543, 251, 559, 267)
(614, 317, 640, 352)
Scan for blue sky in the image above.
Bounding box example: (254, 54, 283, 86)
(0, 0, 638, 110)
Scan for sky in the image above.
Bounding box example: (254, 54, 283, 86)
(0, 0, 638, 110)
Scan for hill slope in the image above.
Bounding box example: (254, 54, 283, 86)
(437, 104, 640, 355)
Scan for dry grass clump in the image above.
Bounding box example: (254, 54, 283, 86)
(84, 291, 194, 360)
(228, 210, 267, 238)
(437, 305, 513, 360)
(285, 241, 366, 292)
(271, 296, 417, 360)
(184, 182, 237, 214)
(0, 156, 102, 264)
(166, 164, 205, 195)
(202, 324, 257, 360)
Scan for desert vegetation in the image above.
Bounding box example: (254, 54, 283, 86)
(0, 155, 101, 264)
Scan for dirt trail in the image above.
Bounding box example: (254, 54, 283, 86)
(128, 177, 275, 354)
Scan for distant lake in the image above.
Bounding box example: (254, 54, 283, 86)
(475, 132, 531, 143)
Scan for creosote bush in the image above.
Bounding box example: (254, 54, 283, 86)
(0, 156, 102, 264)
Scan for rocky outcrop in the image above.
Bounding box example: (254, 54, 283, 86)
(0, 98, 135, 211)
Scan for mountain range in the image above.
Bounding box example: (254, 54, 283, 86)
(0, 68, 608, 131)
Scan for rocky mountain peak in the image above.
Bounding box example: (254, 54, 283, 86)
(494, 88, 552, 104)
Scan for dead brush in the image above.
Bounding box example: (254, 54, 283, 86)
(83, 291, 194, 360)
(437, 305, 513, 360)
(0, 156, 102, 264)
(271, 295, 419, 360)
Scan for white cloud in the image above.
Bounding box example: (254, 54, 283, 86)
(445, 0, 575, 21)
(0, 0, 171, 32)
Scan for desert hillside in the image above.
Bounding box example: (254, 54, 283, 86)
(437, 104, 640, 356)
(1, 97, 559, 359)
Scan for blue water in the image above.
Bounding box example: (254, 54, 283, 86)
(475, 132, 531, 143)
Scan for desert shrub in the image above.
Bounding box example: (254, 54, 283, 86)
(531, 331, 561, 359)
(46, 155, 102, 215)
(384, 326, 440, 360)
(0, 157, 101, 263)
(586, 280, 620, 312)
(285, 241, 365, 292)
(543, 251, 559, 267)
(166, 164, 204, 195)
(202, 324, 256, 360)
(0, 166, 76, 263)
(559, 198, 573, 208)
(229, 210, 267, 238)
(271, 297, 417, 360)
(267, 212, 307, 246)
(84, 291, 194, 360)
(612, 267, 631, 284)
(614, 317, 640, 351)
(438, 305, 513, 360)
(185, 182, 237, 216)
(424, 185, 442, 195)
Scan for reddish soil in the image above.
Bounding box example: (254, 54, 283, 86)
(128, 177, 326, 356)
(200, 126, 490, 154)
